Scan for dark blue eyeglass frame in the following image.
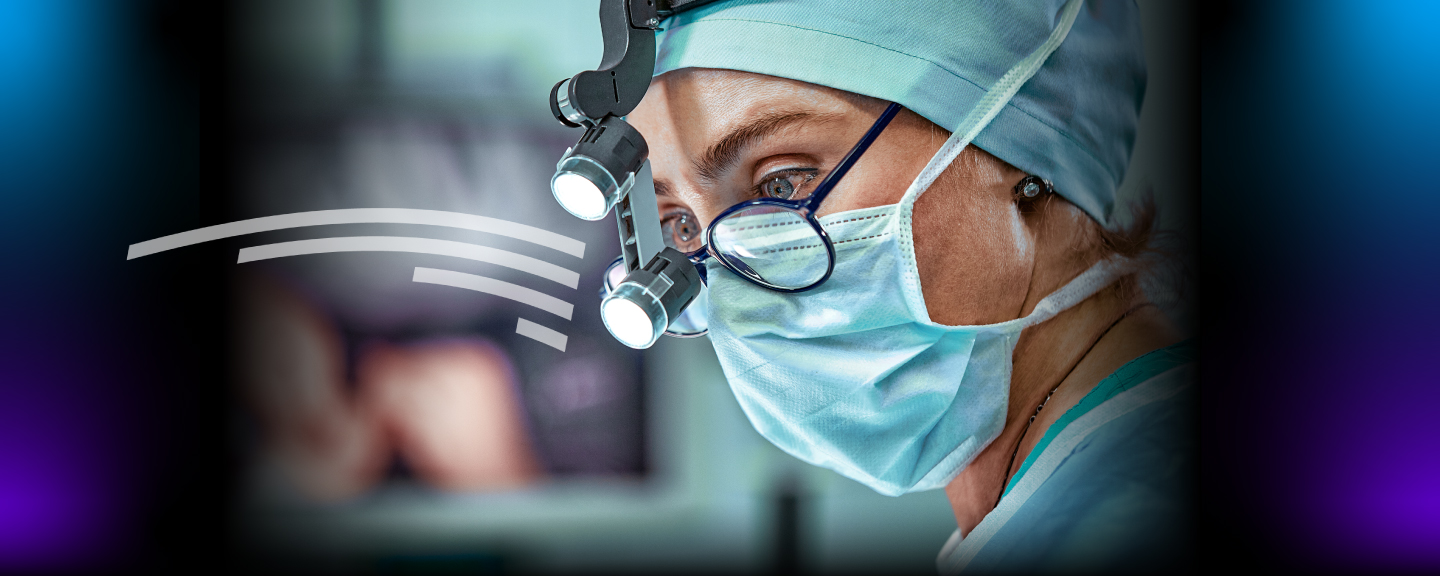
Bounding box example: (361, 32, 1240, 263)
(685, 101, 902, 293)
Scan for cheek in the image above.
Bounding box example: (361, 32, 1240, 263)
(814, 135, 936, 217)
(911, 173, 1033, 326)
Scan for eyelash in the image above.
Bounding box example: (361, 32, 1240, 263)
(751, 167, 820, 200)
(657, 167, 822, 251)
(661, 207, 703, 251)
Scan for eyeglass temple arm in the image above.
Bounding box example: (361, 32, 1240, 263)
(683, 250, 710, 284)
(801, 102, 902, 212)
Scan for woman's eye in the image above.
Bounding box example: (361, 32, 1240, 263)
(661, 208, 703, 252)
(758, 170, 818, 200)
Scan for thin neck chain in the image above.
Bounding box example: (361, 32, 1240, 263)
(994, 303, 1149, 507)
(995, 382, 1062, 508)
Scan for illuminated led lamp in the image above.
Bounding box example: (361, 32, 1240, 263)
(601, 247, 702, 349)
(551, 116, 648, 221)
(601, 255, 709, 338)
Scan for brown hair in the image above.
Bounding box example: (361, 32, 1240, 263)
(1071, 188, 1187, 307)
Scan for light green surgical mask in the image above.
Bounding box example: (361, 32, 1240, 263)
(702, 0, 1133, 496)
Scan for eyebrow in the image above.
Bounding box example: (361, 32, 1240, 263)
(691, 110, 842, 184)
(653, 178, 676, 198)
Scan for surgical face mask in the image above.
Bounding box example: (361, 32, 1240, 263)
(701, 0, 1120, 496)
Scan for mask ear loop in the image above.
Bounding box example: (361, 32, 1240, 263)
(894, 0, 1088, 326)
(1018, 256, 1139, 329)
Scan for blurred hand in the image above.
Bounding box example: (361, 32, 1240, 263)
(236, 274, 389, 502)
(358, 339, 542, 490)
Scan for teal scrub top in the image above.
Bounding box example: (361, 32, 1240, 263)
(937, 340, 1197, 573)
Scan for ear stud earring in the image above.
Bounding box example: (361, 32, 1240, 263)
(1013, 175, 1054, 201)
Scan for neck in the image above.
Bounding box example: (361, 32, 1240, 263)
(942, 273, 1182, 537)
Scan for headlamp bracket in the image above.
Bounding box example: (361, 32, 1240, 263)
(549, 0, 718, 346)
(549, 0, 721, 126)
(614, 162, 665, 273)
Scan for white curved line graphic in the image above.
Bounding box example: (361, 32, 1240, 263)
(515, 318, 567, 352)
(237, 237, 580, 289)
(127, 208, 586, 260)
(412, 267, 574, 320)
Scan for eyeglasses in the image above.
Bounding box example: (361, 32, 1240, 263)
(686, 102, 901, 292)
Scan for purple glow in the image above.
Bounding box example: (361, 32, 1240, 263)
(0, 447, 97, 563)
(1273, 326, 1440, 569)
(0, 364, 126, 570)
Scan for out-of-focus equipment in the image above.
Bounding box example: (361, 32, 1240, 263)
(548, 0, 719, 348)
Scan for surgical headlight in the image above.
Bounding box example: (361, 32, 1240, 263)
(602, 255, 709, 338)
(551, 116, 647, 221)
(600, 247, 702, 349)
(548, 0, 720, 349)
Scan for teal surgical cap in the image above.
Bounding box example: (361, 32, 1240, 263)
(654, 0, 1146, 225)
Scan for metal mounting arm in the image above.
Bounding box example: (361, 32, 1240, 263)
(550, 0, 655, 126)
(550, 0, 722, 127)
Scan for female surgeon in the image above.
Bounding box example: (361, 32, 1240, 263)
(627, 0, 1194, 572)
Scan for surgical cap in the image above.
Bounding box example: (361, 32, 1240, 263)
(654, 0, 1146, 225)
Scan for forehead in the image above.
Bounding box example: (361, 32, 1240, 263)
(629, 69, 868, 148)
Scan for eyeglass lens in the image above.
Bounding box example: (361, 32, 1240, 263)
(710, 204, 828, 289)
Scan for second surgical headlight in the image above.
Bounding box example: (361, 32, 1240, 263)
(603, 255, 709, 338)
(600, 247, 703, 349)
(551, 115, 649, 221)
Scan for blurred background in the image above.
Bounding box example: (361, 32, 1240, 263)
(7, 0, 1435, 574)
(220, 1, 970, 572)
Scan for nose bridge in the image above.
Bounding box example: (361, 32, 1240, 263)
(666, 139, 731, 229)
(631, 108, 728, 228)
(655, 166, 730, 231)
